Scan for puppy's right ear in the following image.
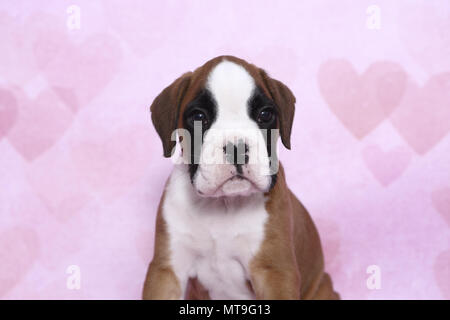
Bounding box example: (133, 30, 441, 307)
(150, 72, 192, 157)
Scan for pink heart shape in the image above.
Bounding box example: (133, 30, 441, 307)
(390, 73, 450, 155)
(35, 34, 122, 111)
(0, 88, 18, 139)
(362, 144, 412, 186)
(434, 249, 450, 299)
(318, 59, 407, 139)
(0, 226, 40, 298)
(431, 187, 450, 227)
(7, 87, 75, 161)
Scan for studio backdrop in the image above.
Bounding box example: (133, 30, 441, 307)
(0, 0, 449, 299)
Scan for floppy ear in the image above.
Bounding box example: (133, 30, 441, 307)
(150, 72, 192, 157)
(259, 69, 296, 150)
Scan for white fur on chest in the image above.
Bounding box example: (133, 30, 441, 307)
(163, 164, 268, 299)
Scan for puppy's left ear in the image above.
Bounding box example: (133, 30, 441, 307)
(259, 69, 296, 150)
(150, 72, 192, 157)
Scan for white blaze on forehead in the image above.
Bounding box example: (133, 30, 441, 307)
(206, 60, 256, 127)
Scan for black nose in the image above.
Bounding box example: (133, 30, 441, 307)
(223, 140, 249, 168)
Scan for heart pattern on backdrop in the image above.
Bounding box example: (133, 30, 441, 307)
(35, 34, 122, 111)
(362, 144, 412, 186)
(0, 2, 448, 300)
(431, 187, 450, 227)
(318, 59, 407, 139)
(6, 87, 75, 162)
(390, 73, 450, 155)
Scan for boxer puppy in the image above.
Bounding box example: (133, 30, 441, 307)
(143, 56, 339, 300)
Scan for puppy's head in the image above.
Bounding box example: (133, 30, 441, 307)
(150, 56, 295, 197)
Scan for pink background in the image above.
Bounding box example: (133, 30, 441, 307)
(0, 0, 449, 299)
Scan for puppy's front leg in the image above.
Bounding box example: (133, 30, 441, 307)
(142, 262, 182, 300)
(143, 194, 189, 300)
(249, 263, 301, 300)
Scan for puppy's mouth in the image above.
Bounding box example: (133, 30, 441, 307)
(197, 174, 259, 198)
(221, 175, 254, 195)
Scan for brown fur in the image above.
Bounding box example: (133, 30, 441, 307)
(249, 164, 339, 299)
(142, 192, 181, 299)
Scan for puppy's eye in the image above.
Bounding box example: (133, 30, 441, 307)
(190, 110, 208, 126)
(257, 108, 274, 124)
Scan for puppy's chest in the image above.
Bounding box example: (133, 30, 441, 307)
(164, 186, 268, 299)
(182, 216, 262, 299)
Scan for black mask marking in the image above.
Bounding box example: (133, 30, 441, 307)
(248, 87, 279, 189)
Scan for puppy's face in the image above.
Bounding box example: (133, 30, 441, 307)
(150, 56, 295, 198)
